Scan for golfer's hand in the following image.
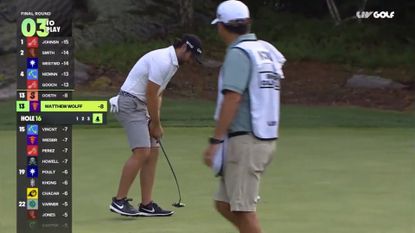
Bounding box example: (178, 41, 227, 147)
(203, 144, 219, 167)
(149, 121, 164, 141)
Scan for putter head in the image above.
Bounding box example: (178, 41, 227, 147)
(172, 202, 185, 208)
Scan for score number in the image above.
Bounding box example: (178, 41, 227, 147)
(21, 18, 50, 37)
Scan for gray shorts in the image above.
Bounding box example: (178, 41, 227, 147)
(115, 95, 158, 149)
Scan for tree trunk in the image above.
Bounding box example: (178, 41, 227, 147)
(179, 0, 193, 30)
(326, 0, 341, 25)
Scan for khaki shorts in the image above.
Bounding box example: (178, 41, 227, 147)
(115, 94, 158, 149)
(214, 134, 276, 212)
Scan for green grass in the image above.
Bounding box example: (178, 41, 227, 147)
(1, 98, 414, 232)
(1, 98, 414, 130)
(1, 127, 414, 232)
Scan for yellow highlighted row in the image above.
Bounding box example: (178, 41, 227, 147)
(16, 101, 108, 112)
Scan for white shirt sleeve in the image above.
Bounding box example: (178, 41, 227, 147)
(148, 58, 170, 86)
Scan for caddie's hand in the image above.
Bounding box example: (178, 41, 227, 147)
(203, 144, 219, 168)
(149, 121, 164, 141)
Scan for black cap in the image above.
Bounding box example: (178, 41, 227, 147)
(182, 34, 203, 64)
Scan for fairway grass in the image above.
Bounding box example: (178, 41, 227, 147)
(1, 127, 414, 233)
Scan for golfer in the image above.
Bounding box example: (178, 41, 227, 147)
(203, 1, 286, 232)
(109, 34, 203, 217)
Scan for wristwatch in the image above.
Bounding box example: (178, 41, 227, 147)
(209, 137, 224, 145)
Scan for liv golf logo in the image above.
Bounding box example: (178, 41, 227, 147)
(356, 11, 395, 19)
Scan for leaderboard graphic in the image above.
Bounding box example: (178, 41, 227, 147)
(16, 1, 107, 233)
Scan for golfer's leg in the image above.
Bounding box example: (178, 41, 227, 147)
(116, 148, 151, 199)
(215, 201, 239, 228)
(140, 147, 159, 205)
(114, 95, 151, 200)
(234, 211, 261, 233)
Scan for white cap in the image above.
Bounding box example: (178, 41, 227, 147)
(211, 0, 250, 24)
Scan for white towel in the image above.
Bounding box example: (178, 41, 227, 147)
(212, 138, 227, 177)
(109, 95, 119, 112)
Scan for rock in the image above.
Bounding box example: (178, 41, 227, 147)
(74, 59, 92, 84)
(0, 83, 16, 100)
(73, 0, 217, 49)
(0, 53, 16, 84)
(346, 74, 407, 89)
(0, 23, 16, 54)
(73, 0, 180, 49)
(0, 0, 16, 54)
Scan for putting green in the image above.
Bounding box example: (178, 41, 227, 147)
(1, 127, 413, 233)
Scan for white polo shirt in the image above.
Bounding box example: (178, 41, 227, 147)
(120, 46, 179, 102)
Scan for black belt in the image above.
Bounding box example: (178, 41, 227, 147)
(119, 91, 146, 104)
(228, 131, 250, 138)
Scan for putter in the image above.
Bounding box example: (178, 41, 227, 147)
(159, 140, 185, 208)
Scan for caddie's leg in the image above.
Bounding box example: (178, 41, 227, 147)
(215, 201, 239, 228)
(235, 211, 261, 233)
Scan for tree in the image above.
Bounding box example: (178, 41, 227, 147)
(326, 0, 369, 25)
(179, 0, 194, 30)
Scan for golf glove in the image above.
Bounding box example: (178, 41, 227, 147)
(109, 95, 119, 112)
